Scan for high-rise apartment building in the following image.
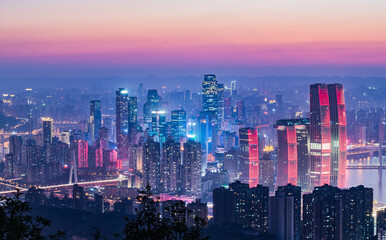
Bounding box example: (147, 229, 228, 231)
(302, 184, 373, 240)
(161, 138, 181, 193)
(182, 140, 202, 196)
(142, 138, 161, 191)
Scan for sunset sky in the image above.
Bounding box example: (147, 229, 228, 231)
(1, 0, 386, 77)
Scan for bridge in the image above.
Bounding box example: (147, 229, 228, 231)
(0, 175, 127, 196)
(346, 165, 386, 170)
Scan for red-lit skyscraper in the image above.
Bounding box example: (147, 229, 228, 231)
(310, 84, 331, 188)
(76, 140, 88, 168)
(327, 84, 347, 188)
(239, 127, 259, 187)
(274, 119, 310, 190)
(309, 83, 347, 189)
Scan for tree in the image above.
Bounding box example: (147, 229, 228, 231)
(0, 190, 65, 240)
(123, 185, 209, 240)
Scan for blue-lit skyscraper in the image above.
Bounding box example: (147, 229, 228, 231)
(202, 74, 218, 114)
(116, 88, 129, 158)
(171, 109, 187, 141)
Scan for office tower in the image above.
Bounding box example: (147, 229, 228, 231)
(187, 116, 199, 139)
(269, 191, 295, 240)
(199, 111, 217, 159)
(302, 184, 373, 240)
(224, 98, 232, 120)
(276, 93, 285, 119)
(187, 199, 208, 227)
(309, 83, 347, 188)
(223, 149, 239, 183)
(237, 100, 245, 122)
(128, 96, 137, 124)
(73, 184, 86, 210)
(116, 88, 129, 158)
(217, 83, 225, 124)
(143, 89, 159, 127)
(90, 100, 102, 142)
(377, 209, 386, 239)
(161, 138, 181, 193)
(24, 139, 42, 167)
(202, 74, 218, 114)
(274, 119, 310, 190)
(98, 127, 109, 150)
(239, 127, 259, 187)
(75, 140, 88, 168)
(171, 109, 187, 141)
(151, 110, 166, 143)
(182, 140, 202, 196)
(310, 84, 331, 188)
(258, 151, 275, 192)
(327, 84, 347, 188)
(231, 80, 237, 96)
(143, 138, 161, 191)
(213, 187, 235, 226)
(42, 117, 53, 146)
(9, 135, 23, 164)
(270, 184, 301, 240)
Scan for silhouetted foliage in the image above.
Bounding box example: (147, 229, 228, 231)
(0, 190, 65, 240)
(123, 185, 209, 240)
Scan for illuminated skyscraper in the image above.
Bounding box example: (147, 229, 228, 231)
(143, 138, 161, 191)
(42, 117, 53, 146)
(310, 84, 331, 188)
(128, 96, 137, 124)
(274, 118, 310, 190)
(90, 100, 102, 142)
(202, 74, 218, 114)
(75, 140, 88, 168)
(144, 89, 159, 127)
(151, 110, 166, 143)
(161, 138, 181, 193)
(116, 88, 129, 158)
(217, 83, 225, 124)
(239, 127, 259, 187)
(171, 109, 187, 141)
(327, 84, 347, 188)
(309, 83, 347, 188)
(182, 139, 202, 196)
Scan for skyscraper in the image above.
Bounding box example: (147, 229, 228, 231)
(90, 100, 102, 142)
(213, 187, 236, 226)
(116, 88, 129, 158)
(144, 89, 159, 127)
(171, 109, 187, 141)
(310, 84, 331, 188)
(151, 110, 167, 143)
(143, 138, 161, 191)
(202, 74, 218, 114)
(217, 83, 225, 124)
(239, 127, 259, 187)
(309, 83, 347, 188)
(128, 96, 137, 124)
(161, 138, 181, 193)
(182, 139, 202, 196)
(42, 117, 53, 146)
(274, 118, 310, 190)
(327, 84, 347, 188)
